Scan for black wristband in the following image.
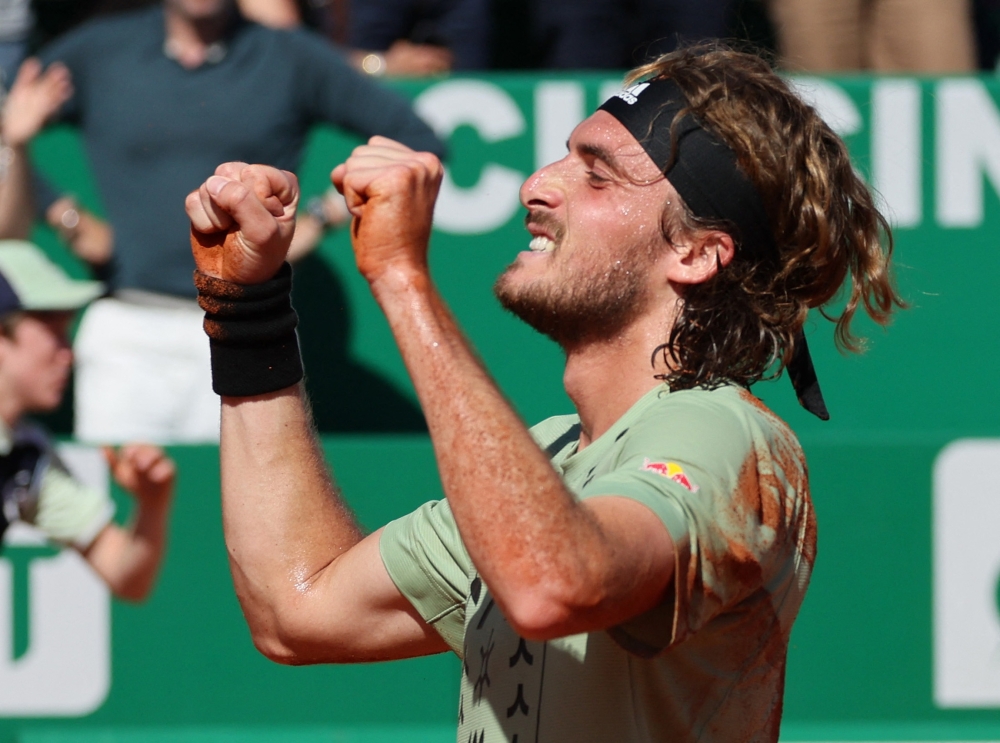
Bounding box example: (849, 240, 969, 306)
(194, 263, 303, 397)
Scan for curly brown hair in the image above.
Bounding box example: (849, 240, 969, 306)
(627, 44, 906, 391)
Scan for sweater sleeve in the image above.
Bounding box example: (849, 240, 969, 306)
(288, 29, 446, 158)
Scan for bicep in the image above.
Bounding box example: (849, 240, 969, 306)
(269, 529, 450, 663)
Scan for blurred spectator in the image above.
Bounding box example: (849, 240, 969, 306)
(0, 58, 69, 242)
(0, 0, 124, 265)
(0, 0, 443, 444)
(0, 0, 31, 89)
(533, 0, 735, 69)
(768, 0, 976, 72)
(0, 240, 173, 602)
(237, 0, 301, 27)
(346, 0, 489, 70)
(238, 0, 461, 74)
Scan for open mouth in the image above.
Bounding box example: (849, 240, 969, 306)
(529, 235, 556, 253)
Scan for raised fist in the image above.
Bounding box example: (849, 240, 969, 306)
(186, 162, 299, 285)
(104, 444, 175, 509)
(331, 136, 442, 282)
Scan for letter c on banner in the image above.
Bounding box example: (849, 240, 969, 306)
(415, 80, 526, 234)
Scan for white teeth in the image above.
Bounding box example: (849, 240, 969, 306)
(529, 235, 555, 253)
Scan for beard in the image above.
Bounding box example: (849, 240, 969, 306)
(493, 237, 657, 348)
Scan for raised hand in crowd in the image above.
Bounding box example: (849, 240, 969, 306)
(0, 58, 71, 148)
(0, 59, 113, 264)
(0, 58, 72, 240)
(83, 444, 175, 602)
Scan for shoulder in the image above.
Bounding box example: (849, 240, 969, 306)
(628, 385, 800, 458)
(621, 386, 754, 461)
(230, 22, 354, 89)
(603, 385, 805, 508)
(243, 21, 349, 64)
(39, 6, 159, 62)
(46, 6, 158, 46)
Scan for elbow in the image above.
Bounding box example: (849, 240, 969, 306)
(248, 626, 308, 666)
(504, 599, 570, 642)
(244, 614, 313, 666)
(114, 586, 149, 603)
(108, 574, 155, 603)
(500, 580, 599, 642)
(243, 595, 346, 666)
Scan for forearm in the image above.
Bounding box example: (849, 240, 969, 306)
(0, 144, 35, 239)
(220, 384, 364, 643)
(369, 266, 614, 632)
(85, 499, 170, 601)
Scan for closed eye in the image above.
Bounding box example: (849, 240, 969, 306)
(586, 170, 610, 186)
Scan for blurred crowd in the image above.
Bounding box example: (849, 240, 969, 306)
(4, 0, 1000, 79)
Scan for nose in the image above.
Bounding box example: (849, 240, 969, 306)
(519, 160, 565, 211)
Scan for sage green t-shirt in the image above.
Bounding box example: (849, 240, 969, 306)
(380, 384, 816, 743)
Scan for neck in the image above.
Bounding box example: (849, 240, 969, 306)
(164, 4, 231, 69)
(562, 310, 674, 450)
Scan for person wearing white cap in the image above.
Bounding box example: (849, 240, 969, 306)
(0, 240, 173, 601)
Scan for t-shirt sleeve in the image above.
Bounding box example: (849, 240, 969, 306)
(30, 462, 115, 550)
(289, 29, 446, 158)
(579, 397, 793, 658)
(380, 498, 473, 655)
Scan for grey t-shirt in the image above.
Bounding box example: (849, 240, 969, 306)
(39, 6, 444, 297)
(380, 384, 817, 743)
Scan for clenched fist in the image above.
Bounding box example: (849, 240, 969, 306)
(104, 444, 175, 510)
(186, 162, 299, 284)
(331, 136, 443, 282)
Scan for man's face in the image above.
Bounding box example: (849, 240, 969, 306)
(165, 0, 232, 22)
(494, 111, 675, 346)
(0, 312, 75, 414)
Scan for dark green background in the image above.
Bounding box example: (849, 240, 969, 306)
(4, 75, 1000, 741)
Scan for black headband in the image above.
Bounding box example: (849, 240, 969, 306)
(599, 78, 829, 420)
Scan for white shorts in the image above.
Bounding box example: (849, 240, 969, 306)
(73, 293, 220, 444)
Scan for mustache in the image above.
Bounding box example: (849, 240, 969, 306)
(524, 211, 565, 242)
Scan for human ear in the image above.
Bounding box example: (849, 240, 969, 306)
(667, 230, 735, 285)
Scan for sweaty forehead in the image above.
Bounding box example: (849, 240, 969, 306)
(570, 111, 664, 183)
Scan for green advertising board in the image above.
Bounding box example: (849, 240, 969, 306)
(5, 73, 1000, 741)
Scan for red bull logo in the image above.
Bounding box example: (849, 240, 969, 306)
(642, 458, 699, 493)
